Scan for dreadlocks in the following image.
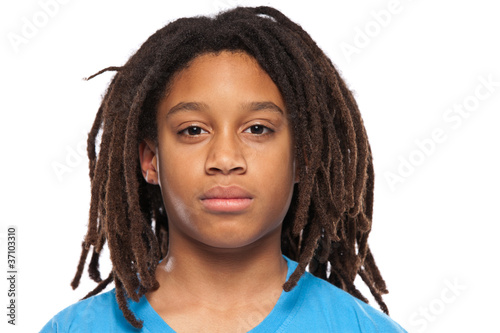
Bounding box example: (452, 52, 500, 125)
(70, 5, 389, 329)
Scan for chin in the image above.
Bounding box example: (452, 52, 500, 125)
(196, 224, 281, 251)
(198, 234, 260, 250)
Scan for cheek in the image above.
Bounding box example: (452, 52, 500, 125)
(159, 142, 202, 182)
(254, 142, 295, 198)
(157, 148, 201, 213)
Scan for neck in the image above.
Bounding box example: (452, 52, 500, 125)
(151, 226, 288, 307)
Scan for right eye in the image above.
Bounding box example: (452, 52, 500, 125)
(178, 126, 208, 136)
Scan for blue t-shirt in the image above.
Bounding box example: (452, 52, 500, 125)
(41, 256, 407, 332)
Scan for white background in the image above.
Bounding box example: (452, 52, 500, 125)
(1, 0, 499, 332)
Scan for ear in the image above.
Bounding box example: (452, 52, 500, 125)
(138, 139, 159, 185)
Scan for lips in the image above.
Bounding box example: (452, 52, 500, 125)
(200, 186, 253, 213)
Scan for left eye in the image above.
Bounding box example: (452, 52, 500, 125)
(244, 125, 272, 135)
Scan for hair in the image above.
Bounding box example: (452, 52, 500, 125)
(70, 5, 389, 329)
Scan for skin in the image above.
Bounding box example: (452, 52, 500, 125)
(139, 50, 298, 332)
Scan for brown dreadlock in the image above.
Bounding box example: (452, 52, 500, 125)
(70, 5, 389, 329)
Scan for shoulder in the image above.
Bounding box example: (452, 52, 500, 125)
(40, 289, 134, 332)
(288, 271, 407, 333)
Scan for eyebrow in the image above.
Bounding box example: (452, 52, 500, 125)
(165, 101, 284, 118)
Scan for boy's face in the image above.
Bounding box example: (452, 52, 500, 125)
(139, 50, 297, 250)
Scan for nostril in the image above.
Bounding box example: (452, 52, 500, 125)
(207, 164, 246, 175)
(205, 136, 247, 175)
(205, 155, 247, 175)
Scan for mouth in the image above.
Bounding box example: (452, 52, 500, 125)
(200, 186, 253, 213)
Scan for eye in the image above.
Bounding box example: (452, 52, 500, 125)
(179, 126, 208, 136)
(244, 125, 273, 135)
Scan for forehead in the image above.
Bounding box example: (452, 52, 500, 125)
(171, 51, 269, 87)
(160, 50, 287, 115)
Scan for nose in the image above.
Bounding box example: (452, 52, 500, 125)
(205, 132, 247, 175)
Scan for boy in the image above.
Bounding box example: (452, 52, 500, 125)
(42, 5, 406, 332)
